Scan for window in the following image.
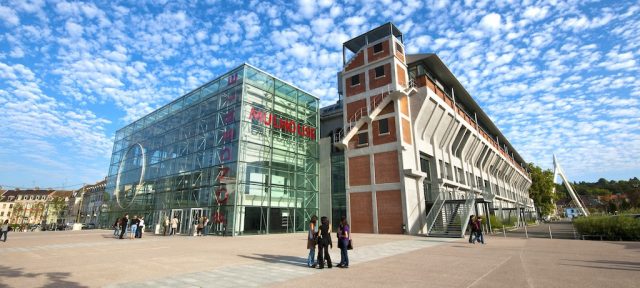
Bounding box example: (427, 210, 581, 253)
(350, 74, 360, 86)
(373, 43, 383, 53)
(395, 42, 403, 54)
(375, 66, 385, 78)
(378, 118, 389, 134)
(357, 132, 368, 146)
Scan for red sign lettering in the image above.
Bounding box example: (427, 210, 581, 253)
(249, 107, 316, 140)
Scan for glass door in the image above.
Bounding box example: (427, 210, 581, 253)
(170, 209, 183, 235)
(188, 208, 203, 236)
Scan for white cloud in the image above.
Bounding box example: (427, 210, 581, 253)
(522, 6, 549, 21)
(479, 12, 502, 32)
(0, 5, 20, 26)
(298, 0, 316, 19)
(65, 20, 84, 38)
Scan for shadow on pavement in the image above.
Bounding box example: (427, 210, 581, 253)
(239, 254, 307, 267)
(0, 265, 88, 288)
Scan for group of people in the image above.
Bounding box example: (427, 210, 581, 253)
(113, 214, 145, 239)
(307, 215, 351, 269)
(161, 216, 180, 236)
(468, 215, 485, 244)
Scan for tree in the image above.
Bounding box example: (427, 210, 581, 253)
(49, 196, 67, 221)
(528, 163, 556, 216)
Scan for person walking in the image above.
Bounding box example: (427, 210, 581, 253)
(113, 218, 121, 237)
(306, 215, 318, 268)
(129, 215, 138, 240)
(137, 217, 145, 238)
(468, 215, 476, 243)
(203, 216, 209, 236)
(475, 216, 485, 244)
(316, 216, 332, 269)
(337, 216, 350, 268)
(1, 220, 9, 242)
(119, 214, 129, 239)
(170, 216, 179, 236)
(196, 216, 204, 236)
(163, 216, 170, 236)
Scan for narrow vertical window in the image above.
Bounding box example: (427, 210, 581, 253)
(378, 118, 389, 134)
(375, 66, 385, 78)
(357, 132, 368, 146)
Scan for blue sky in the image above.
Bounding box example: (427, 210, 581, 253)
(0, 0, 638, 190)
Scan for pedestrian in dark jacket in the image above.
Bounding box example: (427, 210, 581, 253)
(119, 214, 129, 239)
(316, 216, 332, 269)
(468, 215, 476, 243)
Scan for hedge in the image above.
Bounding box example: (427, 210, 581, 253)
(573, 215, 640, 241)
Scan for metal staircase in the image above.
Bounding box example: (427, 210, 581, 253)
(426, 190, 476, 238)
(334, 80, 417, 148)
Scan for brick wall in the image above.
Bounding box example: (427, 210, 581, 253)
(346, 98, 367, 122)
(350, 192, 373, 233)
(396, 64, 406, 87)
(376, 190, 403, 234)
(367, 40, 390, 63)
(402, 118, 412, 145)
(368, 63, 392, 90)
(372, 117, 397, 145)
(345, 51, 365, 72)
(374, 150, 399, 184)
(348, 155, 371, 186)
(345, 72, 366, 97)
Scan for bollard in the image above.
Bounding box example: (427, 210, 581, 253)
(503, 226, 506, 238)
(524, 224, 528, 239)
(548, 225, 553, 239)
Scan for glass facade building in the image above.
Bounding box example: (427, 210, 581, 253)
(102, 64, 319, 236)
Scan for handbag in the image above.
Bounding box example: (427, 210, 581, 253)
(347, 239, 353, 250)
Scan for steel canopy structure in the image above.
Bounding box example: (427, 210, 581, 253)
(553, 155, 589, 216)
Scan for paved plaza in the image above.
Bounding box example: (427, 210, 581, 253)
(0, 228, 639, 287)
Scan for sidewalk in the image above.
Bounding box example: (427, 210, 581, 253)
(1, 230, 639, 287)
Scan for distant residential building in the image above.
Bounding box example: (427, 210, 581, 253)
(79, 178, 107, 225)
(0, 190, 14, 223)
(1, 188, 55, 224)
(46, 190, 73, 226)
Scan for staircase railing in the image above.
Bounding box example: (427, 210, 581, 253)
(425, 188, 448, 235)
(459, 191, 477, 238)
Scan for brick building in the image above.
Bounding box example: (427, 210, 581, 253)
(321, 23, 535, 236)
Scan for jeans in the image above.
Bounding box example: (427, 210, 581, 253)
(307, 247, 316, 267)
(474, 231, 485, 244)
(0, 231, 7, 242)
(113, 227, 119, 236)
(339, 239, 349, 266)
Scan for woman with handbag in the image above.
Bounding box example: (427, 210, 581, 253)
(306, 215, 318, 268)
(337, 216, 350, 268)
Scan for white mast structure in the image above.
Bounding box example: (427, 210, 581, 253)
(552, 155, 589, 216)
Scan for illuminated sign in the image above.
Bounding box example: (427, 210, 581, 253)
(248, 107, 316, 140)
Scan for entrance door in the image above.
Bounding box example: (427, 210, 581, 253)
(188, 208, 203, 236)
(170, 209, 184, 235)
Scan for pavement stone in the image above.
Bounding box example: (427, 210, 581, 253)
(1, 229, 639, 287)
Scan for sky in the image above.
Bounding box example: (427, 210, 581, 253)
(0, 0, 639, 190)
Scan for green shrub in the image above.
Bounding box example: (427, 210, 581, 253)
(573, 215, 640, 241)
(489, 215, 517, 230)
